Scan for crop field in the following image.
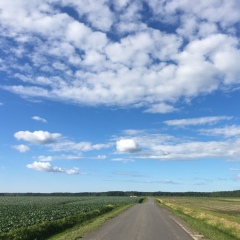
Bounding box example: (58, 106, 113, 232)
(0, 196, 142, 240)
(157, 197, 240, 240)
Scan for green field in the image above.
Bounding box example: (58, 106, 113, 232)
(156, 197, 240, 240)
(0, 196, 142, 240)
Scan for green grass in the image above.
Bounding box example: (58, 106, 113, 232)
(0, 196, 143, 240)
(49, 203, 134, 240)
(156, 197, 240, 240)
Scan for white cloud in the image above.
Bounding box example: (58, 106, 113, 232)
(138, 139, 240, 161)
(37, 156, 53, 162)
(13, 130, 110, 155)
(116, 139, 141, 153)
(26, 161, 64, 173)
(26, 161, 80, 175)
(36, 154, 82, 161)
(144, 103, 177, 114)
(200, 125, 240, 137)
(149, 0, 240, 29)
(113, 0, 130, 9)
(115, 129, 240, 161)
(14, 130, 61, 144)
(0, 0, 240, 113)
(59, 154, 83, 160)
(164, 116, 232, 127)
(96, 155, 106, 159)
(0, 103, 4, 106)
(64, 0, 114, 32)
(122, 129, 145, 136)
(114, 171, 147, 177)
(111, 158, 135, 163)
(12, 144, 30, 153)
(229, 168, 239, 171)
(66, 167, 81, 175)
(32, 116, 47, 123)
(50, 140, 110, 152)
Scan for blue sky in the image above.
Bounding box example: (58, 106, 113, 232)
(1, 0, 240, 193)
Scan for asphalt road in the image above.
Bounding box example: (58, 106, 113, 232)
(81, 198, 194, 240)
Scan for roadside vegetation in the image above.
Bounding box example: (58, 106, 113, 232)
(0, 196, 144, 240)
(49, 203, 134, 240)
(156, 197, 240, 240)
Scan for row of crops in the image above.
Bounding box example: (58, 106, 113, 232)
(0, 196, 142, 239)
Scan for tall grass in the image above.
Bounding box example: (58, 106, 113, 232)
(157, 198, 240, 240)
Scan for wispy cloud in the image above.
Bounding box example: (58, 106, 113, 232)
(114, 129, 240, 161)
(50, 141, 111, 152)
(35, 154, 83, 161)
(164, 116, 232, 127)
(107, 179, 179, 184)
(12, 144, 30, 153)
(229, 168, 240, 171)
(95, 155, 106, 159)
(32, 116, 47, 123)
(144, 103, 177, 114)
(111, 158, 135, 163)
(113, 171, 148, 177)
(36, 156, 53, 162)
(200, 125, 240, 137)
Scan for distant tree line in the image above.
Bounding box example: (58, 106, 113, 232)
(0, 190, 240, 197)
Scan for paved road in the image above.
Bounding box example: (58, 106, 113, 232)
(81, 198, 194, 240)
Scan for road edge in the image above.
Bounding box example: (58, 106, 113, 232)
(155, 201, 207, 240)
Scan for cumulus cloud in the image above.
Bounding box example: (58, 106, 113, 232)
(26, 161, 80, 175)
(116, 139, 141, 153)
(12, 144, 30, 153)
(13, 130, 110, 155)
(14, 130, 61, 144)
(32, 116, 47, 123)
(27, 161, 63, 173)
(0, 0, 239, 113)
(164, 116, 232, 127)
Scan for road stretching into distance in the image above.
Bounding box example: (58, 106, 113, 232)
(81, 198, 198, 240)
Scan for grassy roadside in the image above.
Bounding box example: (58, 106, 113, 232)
(49, 203, 134, 240)
(155, 198, 240, 240)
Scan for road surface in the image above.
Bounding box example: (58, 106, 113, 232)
(81, 198, 195, 240)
